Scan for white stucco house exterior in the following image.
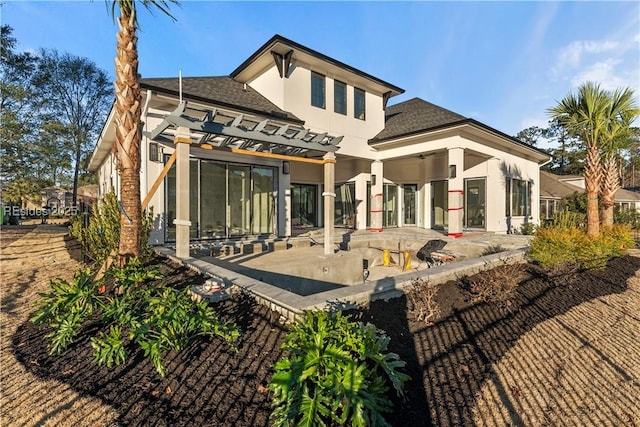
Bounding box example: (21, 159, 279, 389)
(89, 35, 551, 251)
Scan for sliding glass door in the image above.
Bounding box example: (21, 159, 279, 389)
(166, 157, 276, 240)
(291, 184, 317, 227)
(252, 167, 275, 234)
(431, 181, 448, 229)
(383, 184, 398, 227)
(403, 184, 417, 226)
(335, 182, 356, 228)
(465, 178, 486, 229)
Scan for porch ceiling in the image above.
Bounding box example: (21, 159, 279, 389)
(144, 101, 342, 158)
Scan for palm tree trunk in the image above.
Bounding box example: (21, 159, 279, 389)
(600, 155, 619, 228)
(584, 143, 601, 237)
(114, 13, 142, 264)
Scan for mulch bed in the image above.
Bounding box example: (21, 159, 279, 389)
(12, 254, 640, 426)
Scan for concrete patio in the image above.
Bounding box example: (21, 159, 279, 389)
(157, 228, 533, 320)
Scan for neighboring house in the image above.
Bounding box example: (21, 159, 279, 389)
(40, 187, 73, 210)
(540, 171, 640, 220)
(89, 34, 550, 249)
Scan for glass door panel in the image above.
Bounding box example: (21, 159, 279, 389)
(334, 182, 356, 228)
(228, 165, 251, 236)
(432, 181, 448, 229)
(403, 184, 417, 225)
(200, 161, 227, 238)
(252, 166, 275, 234)
(465, 178, 486, 229)
(292, 184, 317, 227)
(383, 184, 398, 227)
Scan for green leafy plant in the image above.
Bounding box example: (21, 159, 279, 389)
(544, 208, 586, 229)
(530, 224, 634, 269)
(69, 189, 154, 265)
(269, 310, 409, 427)
(32, 269, 103, 354)
(614, 207, 640, 229)
(519, 221, 536, 235)
(33, 259, 240, 377)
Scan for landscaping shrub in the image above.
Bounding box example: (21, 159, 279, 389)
(530, 224, 634, 269)
(406, 278, 441, 325)
(32, 259, 240, 377)
(519, 221, 536, 235)
(461, 262, 523, 306)
(69, 189, 154, 265)
(31, 269, 102, 355)
(614, 207, 640, 229)
(546, 208, 586, 229)
(269, 310, 409, 427)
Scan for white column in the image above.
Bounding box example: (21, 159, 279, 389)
(174, 129, 191, 258)
(447, 147, 464, 237)
(323, 152, 336, 255)
(279, 168, 291, 237)
(370, 160, 384, 232)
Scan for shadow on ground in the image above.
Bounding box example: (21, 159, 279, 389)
(11, 254, 640, 426)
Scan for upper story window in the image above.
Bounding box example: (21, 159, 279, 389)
(311, 72, 325, 109)
(334, 80, 347, 115)
(354, 87, 366, 120)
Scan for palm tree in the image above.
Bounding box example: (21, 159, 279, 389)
(108, 1, 177, 264)
(599, 88, 639, 227)
(548, 82, 612, 237)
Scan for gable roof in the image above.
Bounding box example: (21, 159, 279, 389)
(230, 34, 404, 97)
(540, 171, 584, 198)
(541, 171, 640, 202)
(140, 76, 303, 124)
(371, 97, 466, 142)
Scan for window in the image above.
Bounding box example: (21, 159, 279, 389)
(334, 80, 347, 115)
(354, 87, 366, 120)
(505, 178, 531, 217)
(311, 72, 325, 108)
(149, 142, 160, 162)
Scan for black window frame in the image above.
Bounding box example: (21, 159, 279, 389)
(311, 71, 326, 109)
(334, 80, 347, 115)
(354, 87, 366, 120)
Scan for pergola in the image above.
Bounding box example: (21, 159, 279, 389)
(144, 101, 342, 256)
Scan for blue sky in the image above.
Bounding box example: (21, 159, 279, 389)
(3, 1, 639, 148)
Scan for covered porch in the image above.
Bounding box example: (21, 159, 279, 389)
(144, 101, 343, 257)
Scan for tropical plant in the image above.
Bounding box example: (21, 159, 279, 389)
(599, 88, 639, 228)
(69, 189, 154, 265)
(32, 258, 240, 377)
(269, 310, 409, 427)
(107, 0, 178, 265)
(31, 269, 102, 354)
(547, 82, 606, 237)
(548, 82, 639, 237)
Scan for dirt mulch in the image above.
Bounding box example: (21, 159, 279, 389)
(3, 226, 640, 426)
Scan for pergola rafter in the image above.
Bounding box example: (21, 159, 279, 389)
(144, 101, 342, 159)
(143, 100, 341, 258)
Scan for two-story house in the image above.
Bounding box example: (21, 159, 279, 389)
(89, 35, 550, 255)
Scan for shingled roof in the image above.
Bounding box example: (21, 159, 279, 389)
(140, 76, 303, 124)
(540, 171, 584, 198)
(370, 97, 467, 143)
